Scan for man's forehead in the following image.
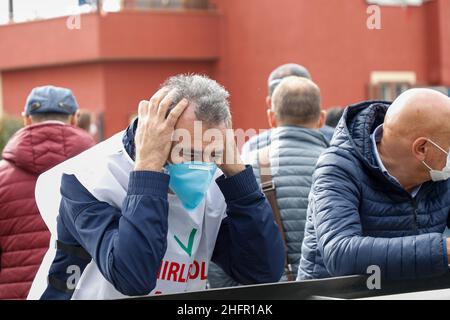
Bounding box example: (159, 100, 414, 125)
(174, 104, 227, 132)
(174, 104, 197, 129)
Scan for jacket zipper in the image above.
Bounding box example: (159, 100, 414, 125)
(411, 198, 419, 232)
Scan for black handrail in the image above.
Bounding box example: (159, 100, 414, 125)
(133, 269, 450, 300)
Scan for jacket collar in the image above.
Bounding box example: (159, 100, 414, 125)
(123, 118, 138, 161)
(272, 125, 329, 148)
(333, 101, 389, 169)
(334, 101, 438, 198)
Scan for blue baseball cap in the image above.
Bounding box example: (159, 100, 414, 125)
(24, 85, 79, 116)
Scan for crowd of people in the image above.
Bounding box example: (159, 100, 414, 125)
(0, 62, 450, 300)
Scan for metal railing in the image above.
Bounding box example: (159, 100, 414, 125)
(134, 269, 450, 300)
(122, 0, 210, 10)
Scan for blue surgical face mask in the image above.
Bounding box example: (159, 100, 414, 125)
(165, 162, 217, 211)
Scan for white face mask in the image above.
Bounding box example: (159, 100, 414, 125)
(422, 139, 450, 182)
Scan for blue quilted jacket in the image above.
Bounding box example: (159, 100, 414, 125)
(298, 101, 450, 281)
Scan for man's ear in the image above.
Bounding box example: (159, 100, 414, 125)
(267, 109, 277, 128)
(23, 114, 32, 126)
(266, 96, 272, 109)
(317, 110, 327, 128)
(70, 111, 78, 126)
(412, 137, 429, 162)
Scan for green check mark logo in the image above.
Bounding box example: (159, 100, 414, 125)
(174, 228, 197, 257)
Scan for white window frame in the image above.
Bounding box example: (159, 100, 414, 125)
(366, 0, 428, 6)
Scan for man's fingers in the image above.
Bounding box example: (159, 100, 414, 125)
(137, 100, 149, 130)
(137, 100, 149, 120)
(157, 89, 178, 120)
(166, 98, 189, 127)
(149, 87, 171, 116)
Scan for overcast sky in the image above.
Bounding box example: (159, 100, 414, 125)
(0, 0, 80, 24)
(0, 0, 121, 25)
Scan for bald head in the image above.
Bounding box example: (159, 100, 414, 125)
(378, 88, 450, 190)
(384, 88, 450, 141)
(271, 76, 321, 126)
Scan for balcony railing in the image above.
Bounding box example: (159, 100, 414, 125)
(123, 0, 211, 10)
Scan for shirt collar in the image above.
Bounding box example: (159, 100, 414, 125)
(371, 124, 421, 197)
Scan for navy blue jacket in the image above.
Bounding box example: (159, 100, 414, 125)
(298, 101, 450, 281)
(41, 123, 285, 299)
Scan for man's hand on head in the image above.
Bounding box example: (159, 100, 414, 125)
(134, 89, 189, 172)
(217, 126, 246, 177)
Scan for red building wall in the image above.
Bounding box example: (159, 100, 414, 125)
(2, 64, 106, 114)
(213, 0, 443, 131)
(0, 0, 449, 138)
(0, 11, 220, 137)
(102, 61, 216, 135)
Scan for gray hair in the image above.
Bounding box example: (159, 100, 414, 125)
(162, 74, 231, 125)
(272, 76, 321, 124)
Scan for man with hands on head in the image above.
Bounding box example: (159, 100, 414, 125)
(29, 75, 285, 300)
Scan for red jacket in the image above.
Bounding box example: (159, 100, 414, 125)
(0, 122, 95, 299)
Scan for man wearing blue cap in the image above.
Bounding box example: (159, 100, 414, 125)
(0, 85, 94, 299)
(240, 63, 334, 159)
(22, 85, 80, 126)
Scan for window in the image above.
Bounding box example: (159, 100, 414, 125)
(369, 71, 416, 101)
(366, 0, 427, 6)
(418, 86, 450, 97)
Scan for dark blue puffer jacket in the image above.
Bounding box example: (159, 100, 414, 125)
(298, 101, 450, 281)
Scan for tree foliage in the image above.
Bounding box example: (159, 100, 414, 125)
(0, 114, 23, 159)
